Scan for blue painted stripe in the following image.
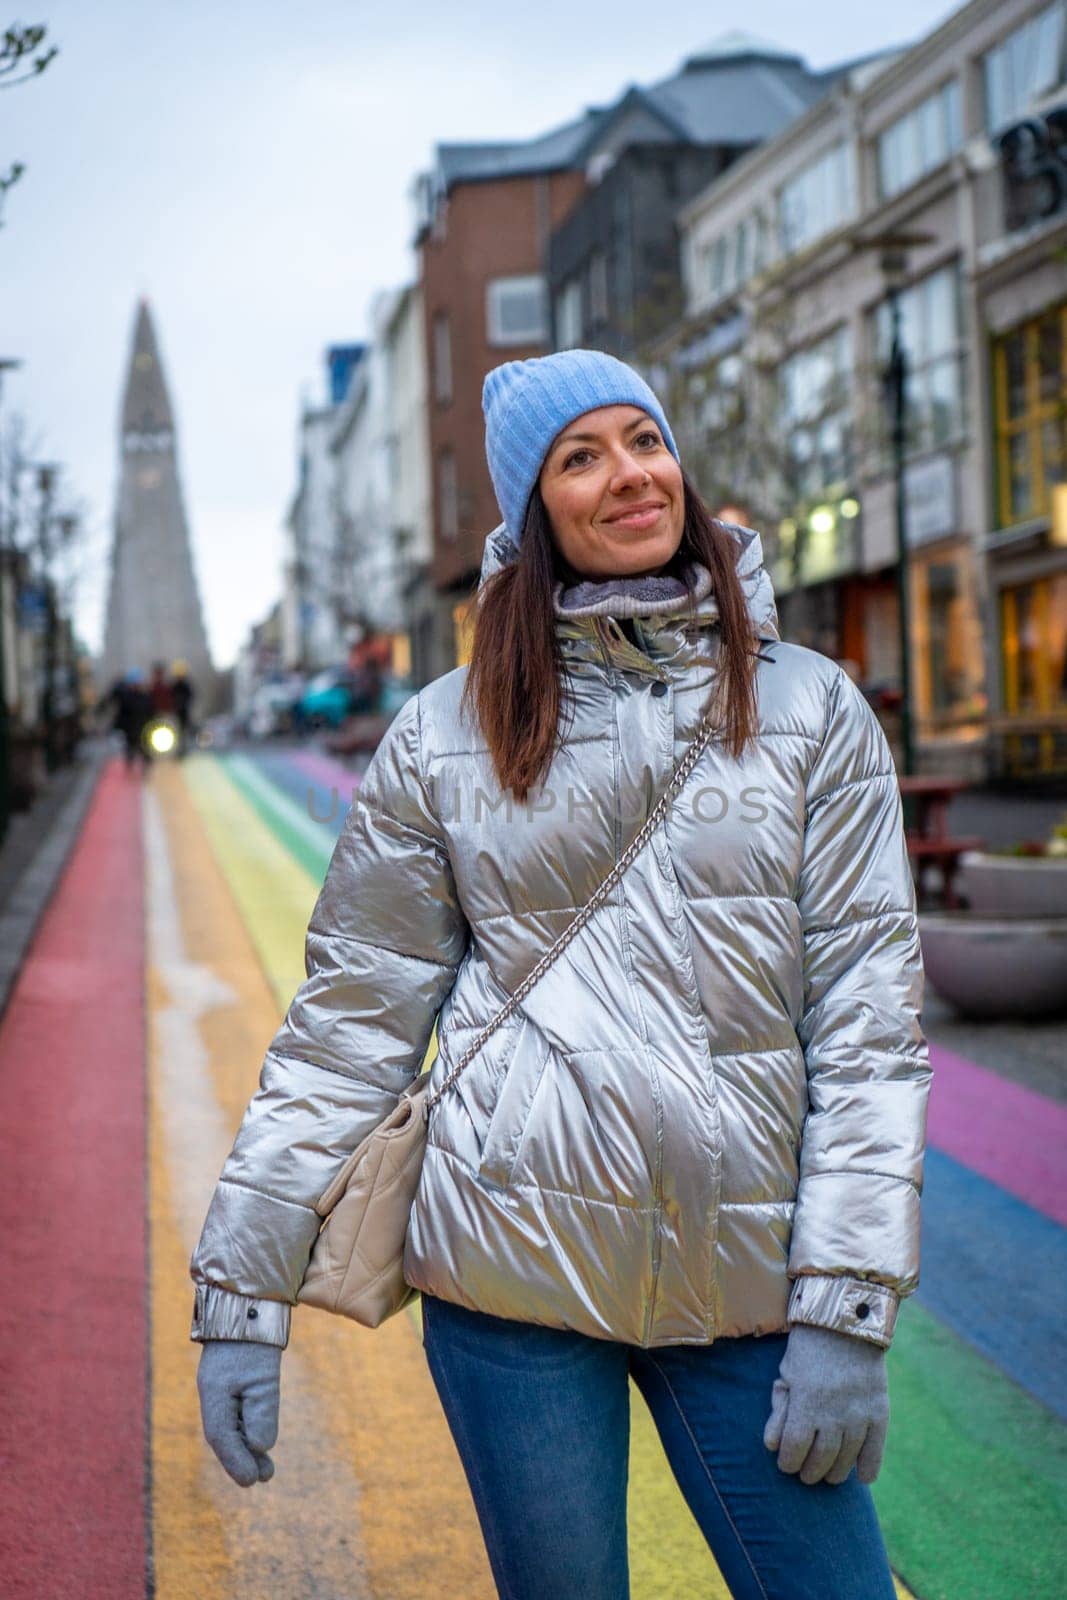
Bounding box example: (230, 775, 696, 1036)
(917, 1146, 1067, 1420)
(242, 749, 350, 843)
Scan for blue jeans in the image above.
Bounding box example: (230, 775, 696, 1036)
(421, 1295, 896, 1600)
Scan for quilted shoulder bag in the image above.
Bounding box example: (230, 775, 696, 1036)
(297, 699, 719, 1327)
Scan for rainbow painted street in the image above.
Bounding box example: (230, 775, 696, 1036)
(1, 751, 1063, 1600)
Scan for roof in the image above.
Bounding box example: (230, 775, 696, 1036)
(426, 33, 874, 197)
(435, 109, 604, 189)
(602, 57, 830, 149)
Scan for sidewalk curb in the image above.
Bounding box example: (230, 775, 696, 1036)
(0, 743, 110, 1019)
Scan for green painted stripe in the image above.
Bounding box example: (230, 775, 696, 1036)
(220, 751, 333, 883)
(876, 1302, 1067, 1600)
(182, 753, 320, 1014)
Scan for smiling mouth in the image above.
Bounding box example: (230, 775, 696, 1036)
(603, 504, 667, 528)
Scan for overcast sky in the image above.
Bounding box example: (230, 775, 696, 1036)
(4, 0, 956, 669)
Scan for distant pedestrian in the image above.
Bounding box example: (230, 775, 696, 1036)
(191, 351, 930, 1599)
(108, 668, 153, 772)
(148, 660, 174, 717)
(169, 660, 195, 755)
(348, 625, 387, 714)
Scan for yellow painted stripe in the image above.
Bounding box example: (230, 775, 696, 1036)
(151, 757, 494, 1596)
(147, 770, 379, 1596)
(147, 948, 230, 1600)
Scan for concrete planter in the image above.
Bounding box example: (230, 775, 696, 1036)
(919, 912, 1067, 1019)
(958, 850, 1067, 918)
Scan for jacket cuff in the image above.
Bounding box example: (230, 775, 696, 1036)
(787, 1275, 898, 1349)
(190, 1285, 291, 1348)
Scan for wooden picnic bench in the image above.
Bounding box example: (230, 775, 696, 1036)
(898, 775, 984, 908)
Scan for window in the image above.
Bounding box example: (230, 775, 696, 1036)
(438, 449, 458, 541)
(452, 597, 476, 667)
(733, 216, 755, 284)
(708, 237, 729, 296)
(693, 352, 743, 435)
(486, 275, 548, 346)
(1000, 572, 1067, 773)
(911, 544, 986, 730)
(695, 208, 770, 306)
(871, 264, 966, 460)
(877, 81, 963, 199)
(779, 326, 852, 500)
(432, 312, 452, 404)
(589, 252, 609, 328)
(555, 279, 583, 349)
(777, 143, 856, 256)
(993, 303, 1067, 525)
(983, 2, 1066, 132)
(1002, 573, 1067, 711)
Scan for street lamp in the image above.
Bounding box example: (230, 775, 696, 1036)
(852, 231, 934, 778)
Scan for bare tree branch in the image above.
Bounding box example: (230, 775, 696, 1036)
(0, 23, 57, 88)
(1, 22, 58, 225)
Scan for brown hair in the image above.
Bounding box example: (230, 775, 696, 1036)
(461, 471, 761, 801)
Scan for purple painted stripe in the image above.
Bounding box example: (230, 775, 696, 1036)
(927, 1042, 1067, 1225)
(285, 747, 365, 800)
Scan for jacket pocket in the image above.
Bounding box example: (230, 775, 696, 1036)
(477, 1019, 550, 1190)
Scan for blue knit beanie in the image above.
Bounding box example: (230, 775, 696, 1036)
(482, 349, 680, 543)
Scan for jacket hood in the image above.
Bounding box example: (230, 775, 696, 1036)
(476, 520, 780, 642)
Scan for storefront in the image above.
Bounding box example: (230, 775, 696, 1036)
(910, 537, 988, 746)
(996, 565, 1067, 775)
(988, 298, 1067, 775)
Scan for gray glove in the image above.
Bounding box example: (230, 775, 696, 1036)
(197, 1339, 282, 1487)
(763, 1323, 889, 1486)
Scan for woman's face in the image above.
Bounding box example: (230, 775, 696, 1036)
(538, 404, 685, 581)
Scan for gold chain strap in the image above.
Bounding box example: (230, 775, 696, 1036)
(424, 705, 719, 1118)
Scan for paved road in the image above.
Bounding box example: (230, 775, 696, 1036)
(0, 750, 1063, 1599)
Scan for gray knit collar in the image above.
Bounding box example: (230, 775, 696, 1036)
(552, 561, 714, 619)
(475, 520, 781, 644)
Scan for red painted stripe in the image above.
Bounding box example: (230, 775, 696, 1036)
(927, 1042, 1067, 1224)
(0, 761, 147, 1598)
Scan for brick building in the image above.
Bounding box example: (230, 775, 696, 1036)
(413, 127, 593, 676)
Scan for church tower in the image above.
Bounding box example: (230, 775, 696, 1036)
(99, 300, 214, 698)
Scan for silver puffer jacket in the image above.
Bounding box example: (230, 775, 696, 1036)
(191, 521, 930, 1353)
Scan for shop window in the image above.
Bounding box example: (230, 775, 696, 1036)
(910, 544, 986, 731)
(452, 597, 475, 667)
(993, 303, 1067, 526)
(999, 571, 1067, 771)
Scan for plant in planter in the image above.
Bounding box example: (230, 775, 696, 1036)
(958, 813, 1067, 918)
(919, 812, 1067, 1021)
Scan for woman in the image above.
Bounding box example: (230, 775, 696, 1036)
(192, 351, 930, 1600)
